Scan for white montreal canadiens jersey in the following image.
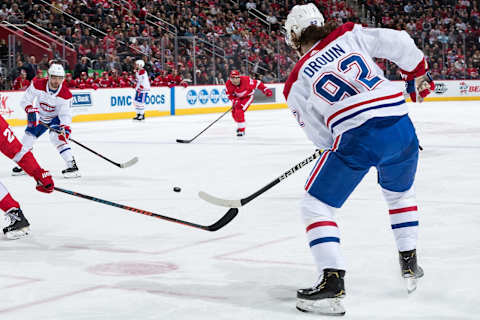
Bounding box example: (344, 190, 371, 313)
(135, 69, 151, 91)
(283, 23, 424, 149)
(21, 78, 73, 125)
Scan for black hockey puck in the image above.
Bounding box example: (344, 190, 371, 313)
(173, 187, 181, 192)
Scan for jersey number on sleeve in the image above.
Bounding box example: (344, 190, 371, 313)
(3, 128, 15, 143)
(314, 53, 383, 104)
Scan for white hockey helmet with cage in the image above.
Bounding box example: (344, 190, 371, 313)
(48, 63, 65, 77)
(135, 59, 145, 69)
(285, 3, 324, 49)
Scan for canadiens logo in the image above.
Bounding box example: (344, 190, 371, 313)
(0, 95, 13, 116)
(39, 102, 55, 112)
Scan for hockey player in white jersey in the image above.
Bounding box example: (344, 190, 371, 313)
(132, 59, 151, 121)
(283, 3, 434, 316)
(12, 62, 81, 178)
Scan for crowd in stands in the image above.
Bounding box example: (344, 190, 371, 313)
(361, 0, 480, 80)
(1, 0, 355, 90)
(1, 0, 479, 91)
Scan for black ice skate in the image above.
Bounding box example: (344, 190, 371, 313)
(296, 269, 346, 316)
(62, 159, 81, 178)
(399, 249, 424, 293)
(133, 114, 145, 121)
(3, 208, 30, 240)
(236, 128, 245, 137)
(11, 166, 26, 176)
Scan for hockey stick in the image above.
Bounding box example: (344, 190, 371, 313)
(199, 149, 323, 208)
(176, 107, 233, 143)
(54, 186, 238, 231)
(42, 123, 138, 168)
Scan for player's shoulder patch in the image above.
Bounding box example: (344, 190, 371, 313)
(57, 82, 73, 99)
(32, 78, 48, 91)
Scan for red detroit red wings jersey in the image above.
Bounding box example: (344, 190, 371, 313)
(225, 76, 260, 100)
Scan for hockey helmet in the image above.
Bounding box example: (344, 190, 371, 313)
(230, 70, 240, 78)
(135, 59, 145, 69)
(48, 63, 65, 77)
(285, 3, 324, 49)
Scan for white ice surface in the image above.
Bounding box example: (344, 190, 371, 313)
(0, 101, 479, 319)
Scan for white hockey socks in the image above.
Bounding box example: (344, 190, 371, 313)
(382, 186, 419, 252)
(301, 193, 346, 273)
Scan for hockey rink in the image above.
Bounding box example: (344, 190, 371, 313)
(0, 101, 478, 319)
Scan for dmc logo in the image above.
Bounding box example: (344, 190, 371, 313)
(0, 96, 13, 116)
(111, 94, 165, 107)
(210, 88, 220, 104)
(39, 102, 55, 112)
(144, 93, 166, 105)
(198, 89, 209, 104)
(186, 90, 197, 105)
(220, 88, 229, 103)
(434, 83, 447, 94)
(111, 96, 132, 106)
(72, 93, 92, 107)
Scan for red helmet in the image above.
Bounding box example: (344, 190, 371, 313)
(230, 70, 240, 78)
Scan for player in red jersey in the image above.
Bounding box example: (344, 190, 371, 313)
(65, 73, 77, 89)
(165, 70, 188, 88)
(225, 70, 272, 136)
(77, 72, 91, 89)
(98, 71, 111, 88)
(0, 114, 54, 239)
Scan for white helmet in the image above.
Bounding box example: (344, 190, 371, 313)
(135, 59, 145, 69)
(285, 3, 324, 49)
(48, 63, 65, 77)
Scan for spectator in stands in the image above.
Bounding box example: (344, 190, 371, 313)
(73, 56, 89, 79)
(29, 55, 37, 77)
(0, 4, 8, 21)
(215, 72, 225, 85)
(7, 3, 24, 23)
(9, 60, 24, 83)
(12, 69, 30, 90)
(473, 50, 480, 68)
(22, 56, 36, 81)
(38, 54, 49, 71)
(0, 39, 7, 59)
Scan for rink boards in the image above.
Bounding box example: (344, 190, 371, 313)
(1, 80, 479, 126)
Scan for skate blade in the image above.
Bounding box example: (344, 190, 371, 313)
(405, 277, 418, 294)
(11, 171, 27, 176)
(4, 226, 30, 240)
(296, 298, 345, 316)
(63, 171, 82, 179)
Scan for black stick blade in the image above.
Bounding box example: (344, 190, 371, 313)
(206, 208, 238, 231)
(176, 139, 191, 144)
